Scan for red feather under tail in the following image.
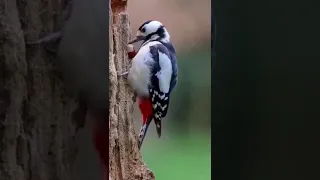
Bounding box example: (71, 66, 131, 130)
(92, 122, 108, 180)
(138, 97, 153, 124)
(137, 98, 153, 149)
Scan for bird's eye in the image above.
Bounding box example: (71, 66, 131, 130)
(141, 27, 146, 33)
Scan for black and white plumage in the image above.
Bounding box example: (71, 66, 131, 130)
(126, 20, 178, 149)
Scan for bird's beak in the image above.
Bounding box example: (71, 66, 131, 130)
(128, 35, 146, 44)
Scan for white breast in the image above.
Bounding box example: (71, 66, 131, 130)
(128, 41, 161, 97)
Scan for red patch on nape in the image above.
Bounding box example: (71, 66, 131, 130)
(138, 98, 153, 124)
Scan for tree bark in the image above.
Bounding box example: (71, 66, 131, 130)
(0, 0, 81, 180)
(109, 0, 155, 180)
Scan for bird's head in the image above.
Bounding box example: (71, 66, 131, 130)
(129, 20, 170, 44)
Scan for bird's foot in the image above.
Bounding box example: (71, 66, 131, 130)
(117, 71, 129, 79)
(26, 31, 63, 54)
(132, 92, 137, 102)
(26, 31, 62, 45)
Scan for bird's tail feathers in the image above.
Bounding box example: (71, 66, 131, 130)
(138, 118, 152, 149)
(154, 119, 161, 138)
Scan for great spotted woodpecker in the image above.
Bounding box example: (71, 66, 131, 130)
(121, 20, 178, 149)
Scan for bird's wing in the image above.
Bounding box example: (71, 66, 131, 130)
(147, 43, 173, 120)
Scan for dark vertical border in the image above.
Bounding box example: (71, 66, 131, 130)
(211, 2, 215, 179)
(212, 0, 320, 179)
(106, 1, 110, 179)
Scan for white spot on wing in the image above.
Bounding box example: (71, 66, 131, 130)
(161, 104, 167, 111)
(151, 92, 156, 101)
(159, 94, 166, 100)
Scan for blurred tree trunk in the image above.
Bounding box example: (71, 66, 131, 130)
(0, 0, 83, 180)
(109, 0, 154, 180)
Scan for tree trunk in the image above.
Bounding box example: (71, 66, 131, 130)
(0, 0, 82, 180)
(109, 0, 155, 180)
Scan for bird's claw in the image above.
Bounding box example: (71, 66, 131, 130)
(27, 31, 62, 45)
(118, 71, 129, 78)
(132, 92, 137, 102)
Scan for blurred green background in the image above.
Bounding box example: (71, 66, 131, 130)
(132, 44, 211, 180)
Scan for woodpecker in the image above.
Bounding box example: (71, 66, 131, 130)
(121, 20, 178, 149)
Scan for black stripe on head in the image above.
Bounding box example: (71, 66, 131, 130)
(138, 20, 152, 32)
(146, 25, 165, 41)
